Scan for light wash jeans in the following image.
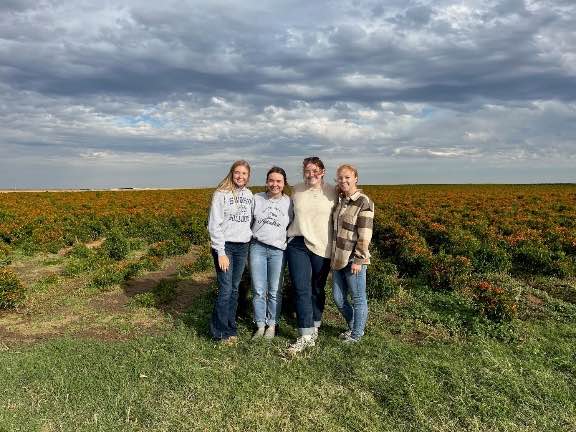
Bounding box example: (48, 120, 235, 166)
(250, 240, 285, 327)
(332, 263, 368, 340)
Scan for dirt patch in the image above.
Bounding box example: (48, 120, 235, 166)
(400, 329, 429, 345)
(525, 277, 576, 305)
(384, 312, 401, 323)
(0, 311, 80, 342)
(526, 293, 544, 305)
(7, 254, 63, 286)
(58, 238, 105, 256)
(86, 239, 105, 249)
(88, 290, 131, 314)
(390, 320, 453, 345)
(164, 278, 213, 316)
(0, 249, 213, 346)
(121, 249, 213, 316)
(0, 327, 60, 344)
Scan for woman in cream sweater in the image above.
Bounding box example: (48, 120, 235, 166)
(285, 156, 337, 354)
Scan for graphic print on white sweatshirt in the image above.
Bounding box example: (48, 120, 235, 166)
(227, 195, 252, 223)
(255, 202, 286, 229)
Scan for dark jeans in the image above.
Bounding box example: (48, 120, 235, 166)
(286, 236, 331, 335)
(210, 241, 249, 340)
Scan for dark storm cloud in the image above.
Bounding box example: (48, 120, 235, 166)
(0, 0, 37, 12)
(2, 0, 572, 103)
(0, 0, 575, 187)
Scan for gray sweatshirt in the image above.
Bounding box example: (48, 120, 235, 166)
(251, 192, 292, 250)
(208, 187, 254, 256)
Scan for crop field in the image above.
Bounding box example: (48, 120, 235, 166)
(1, 185, 575, 431)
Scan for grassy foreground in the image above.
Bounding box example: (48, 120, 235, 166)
(1, 281, 575, 432)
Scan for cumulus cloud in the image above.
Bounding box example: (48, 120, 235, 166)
(0, 0, 575, 187)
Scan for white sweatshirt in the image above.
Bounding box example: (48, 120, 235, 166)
(208, 187, 253, 256)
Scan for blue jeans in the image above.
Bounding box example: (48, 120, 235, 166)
(332, 263, 368, 340)
(286, 236, 331, 336)
(250, 240, 285, 327)
(210, 242, 249, 340)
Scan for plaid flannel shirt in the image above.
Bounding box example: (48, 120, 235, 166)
(331, 190, 375, 271)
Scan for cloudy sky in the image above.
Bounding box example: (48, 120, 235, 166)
(1, 0, 575, 188)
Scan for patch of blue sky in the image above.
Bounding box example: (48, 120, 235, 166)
(419, 106, 435, 118)
(116, 114, 166, 128)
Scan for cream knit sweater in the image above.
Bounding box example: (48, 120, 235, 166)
(287, 182, 337, 258)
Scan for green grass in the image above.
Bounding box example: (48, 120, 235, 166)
(129, 279, 179, 308)
(176, 251, 213, 278)
(29, 274, 60, 294)
(1, 283, 575, 432)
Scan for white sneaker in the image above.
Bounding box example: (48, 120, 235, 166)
(339, 330, 352, 340)
(251, 327, 265, 340)
(311, 327, 319, 341)
(342, 334, 360, 344)
(264, 326, 275, 339)
(287, 335, 315, 354)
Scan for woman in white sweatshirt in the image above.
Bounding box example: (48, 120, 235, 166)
(207, 160, 253, 344)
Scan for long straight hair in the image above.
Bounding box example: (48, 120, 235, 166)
(216, 160, 251, 192)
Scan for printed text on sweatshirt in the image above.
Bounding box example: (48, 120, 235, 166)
(251, 192, 292, 250)
(208, 188, 253, 256)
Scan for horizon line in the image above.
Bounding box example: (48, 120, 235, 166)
(2, 182, 576, 193)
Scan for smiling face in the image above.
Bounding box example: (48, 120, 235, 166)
(266, 172, 285, 197)
(232, 165, 250, 188)
(303, 162, 325, 187)
(336, 167, 358, 196)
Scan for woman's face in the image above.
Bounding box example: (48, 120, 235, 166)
(266, 172, 285, 196)
(303, 162, 325, 187)
(232, 165, 250, 188)
(336, 168, 358, 195)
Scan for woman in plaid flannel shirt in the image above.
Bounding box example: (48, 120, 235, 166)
(331, 164, 374, 342)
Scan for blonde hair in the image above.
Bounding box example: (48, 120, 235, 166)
(336, 164, 358, 179)
(335, 164, 359, 196)
(216, 160, 251, 192)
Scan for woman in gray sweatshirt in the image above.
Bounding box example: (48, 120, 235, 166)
(250, 167, 292, 339)
(208, 160, 253, 344)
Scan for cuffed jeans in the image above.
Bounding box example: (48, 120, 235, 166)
(210, 241, 249, 340)
(332, 263, 368, 340)
(286, 236, 331, 336)
(250, 240, 285, 327)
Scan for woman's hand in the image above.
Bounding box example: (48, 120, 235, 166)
(351, 263, 362, 275)
(218, 255, 230, 272)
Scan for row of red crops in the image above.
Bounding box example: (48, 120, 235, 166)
(1, 185, 575, 280)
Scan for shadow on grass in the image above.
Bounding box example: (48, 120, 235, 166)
(120, 255, 349, 343)
(120, 255, 259, 341)
(120, 257, 219, 340)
